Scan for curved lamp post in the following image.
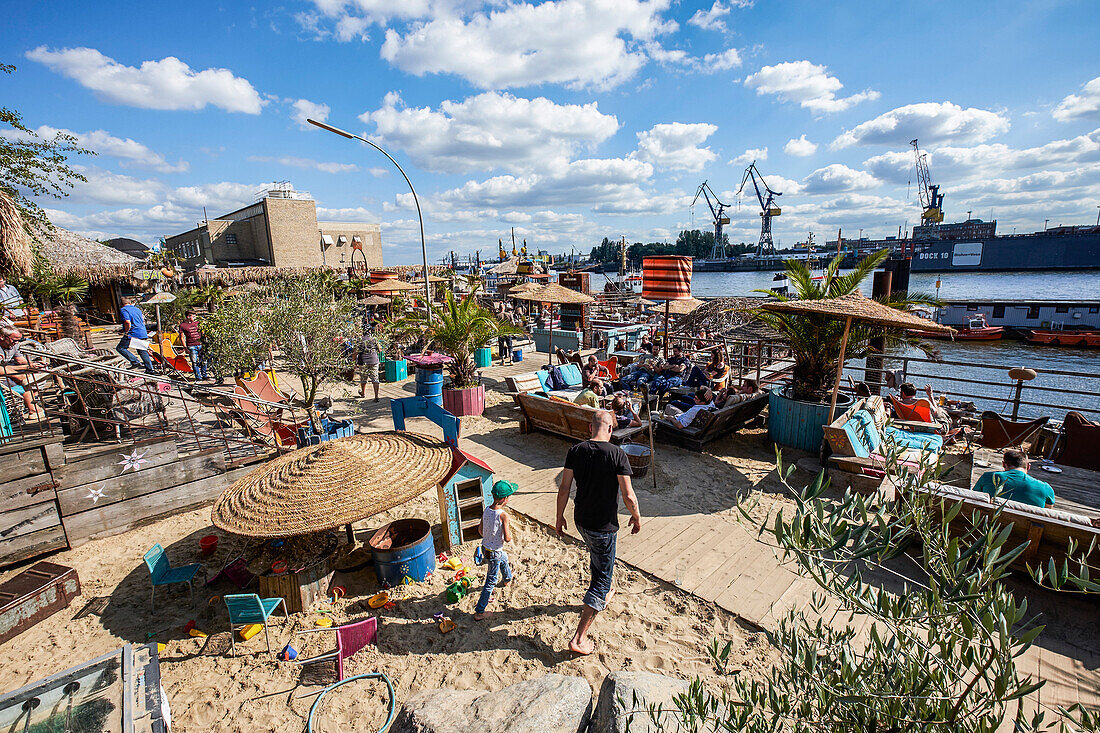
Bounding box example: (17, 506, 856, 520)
(307, 118, 432, 321)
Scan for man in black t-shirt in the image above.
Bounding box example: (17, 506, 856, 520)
(556, 410, 642, 656)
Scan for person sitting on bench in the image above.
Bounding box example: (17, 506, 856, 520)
(610, 394, 642, 429)
(974, 449, 1055, 508)
(662, 387, 714, 429)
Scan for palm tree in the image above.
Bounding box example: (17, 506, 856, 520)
(399, 286, 522, 388)
(754, 249, 938, 403)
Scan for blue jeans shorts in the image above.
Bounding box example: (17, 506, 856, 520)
(577, 526, 617, 611)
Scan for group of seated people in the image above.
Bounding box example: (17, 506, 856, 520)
(662, 380, 762, 429)
(618, 344, 731, 397)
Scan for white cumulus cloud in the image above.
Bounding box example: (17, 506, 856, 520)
(702, 48, 742, 71)
(688, 1, 731, 31)
(1053, 76, 1100, 122)
(378, 0, 676, 90)
(631, 122, 718, 171)
(26, 46, 265, 114)
(248, 155, 358, 174)
(292, 99, 330, 129)
(0, 125, 187, 173)
(833, 102, 1010, 148)
(363, 91, 619, 174)
(784, 134, 817, 157)
(744, 60, 879, 114)
(801, 164, 878, 194)
(730, 147, 767, 166)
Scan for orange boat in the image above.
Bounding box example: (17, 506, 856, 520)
(1027, 329, 1100, 347)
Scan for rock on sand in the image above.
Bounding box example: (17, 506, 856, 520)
(592, 671, 692, 733)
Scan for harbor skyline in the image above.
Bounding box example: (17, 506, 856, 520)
(3, 0, 1100, 264)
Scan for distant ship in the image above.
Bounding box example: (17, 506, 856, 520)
(904, 218, 1100, 273)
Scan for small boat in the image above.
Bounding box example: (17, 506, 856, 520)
(954, 314, 1004, 341)
(1027, 329, 1100, 347)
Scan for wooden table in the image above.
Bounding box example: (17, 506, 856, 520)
(610, 350, 645, 365)
(971, 448, 1100, 518)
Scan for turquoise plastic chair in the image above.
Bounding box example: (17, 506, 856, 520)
(224, 593, 288, 655)
(143, 543, 204, 612)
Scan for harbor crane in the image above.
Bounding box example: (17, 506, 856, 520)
(738, 162, 782, 256)
(690, 181, 731, 259)
(910, 139, 944, 225)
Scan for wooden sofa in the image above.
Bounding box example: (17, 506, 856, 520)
(653, 391, 768, 451)
(505, 364, 586, 400)
(512, 391, 646, 444)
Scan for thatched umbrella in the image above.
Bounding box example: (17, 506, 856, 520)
(627, 297, 657, 307)
(411, 275, 448, 284)
(33, 224, 140, 284)
(211, 432, 452, 539)
(363, 279, 419, 293)
(665, 297, 705, 316)
(512, 282, 594, 365)
(361, 295, 391, 306)
(761, 292, 955, 421)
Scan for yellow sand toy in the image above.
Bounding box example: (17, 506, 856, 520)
(239, 623, 263, 641)
(368, 592, 390, 609)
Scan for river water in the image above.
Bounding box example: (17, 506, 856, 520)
(688, 270, 1100, 419)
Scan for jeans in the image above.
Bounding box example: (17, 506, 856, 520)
(684, 365, 710, 389)
(578, 526, 616, 611)
(669, 397, 694, 412)
(652, 374, 683, 395)
(498, 336, 513, 362)
(620, 371, 652, 390)
(187, 345, 208, 380)
(475, 548, 512, 613)
(117, 336, 155, 374)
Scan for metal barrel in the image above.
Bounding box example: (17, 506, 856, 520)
(368, 519, 436, 586)
(415, 368, 444, 406)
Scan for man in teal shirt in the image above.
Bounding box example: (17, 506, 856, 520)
(974, 449, 1056, 508)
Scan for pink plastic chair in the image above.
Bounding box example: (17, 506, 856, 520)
(296, 617, 378, 680)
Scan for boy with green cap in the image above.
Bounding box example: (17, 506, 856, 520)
(474, 480, 516, 620)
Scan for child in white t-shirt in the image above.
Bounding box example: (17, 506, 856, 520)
(474, 480, 516, 620)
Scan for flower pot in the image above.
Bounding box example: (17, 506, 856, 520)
(295, 418, 354, 448)
(474, 347, 492, 368)
(383, 359, 407, 382)
(768, 387, 854, 453)
(442, 384, 486, 417)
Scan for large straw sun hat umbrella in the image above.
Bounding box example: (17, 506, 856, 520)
(760, 291, 955, 422)
(512, 282, 594, 366)
(211, 432, 453, 539)
(360, 294, 391, 306)
(665, 297, 705, 316)
(363, 279, 420, 294)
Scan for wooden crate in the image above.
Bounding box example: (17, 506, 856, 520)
(257, 557, 336, 614)
(0, 561, 80, 645)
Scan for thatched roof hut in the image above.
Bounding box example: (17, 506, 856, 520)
(0, 191, 37, 276)
(33, 225, 141, 284)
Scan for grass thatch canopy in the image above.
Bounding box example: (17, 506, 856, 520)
(0, 191, 36, 276)
(185, 266, 330, 286)
(33, 224, 141, 284)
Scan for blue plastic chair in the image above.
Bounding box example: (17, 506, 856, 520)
(224, 593, 288, 656)
(143, 543, 204, 612)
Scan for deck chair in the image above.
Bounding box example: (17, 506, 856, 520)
(597, 357, 618, 381)
(149, 337, 193, 376)
(978, 411, 1049, 450)
(144, 543, 205, 612)
(1056, 411, 1100, 469)
(295, 617, 378, 680)
(228, 386, 303, 449)
(887, 395, 936, 423)
(224, 593, 288, 655)
(237, 371, 293, 404)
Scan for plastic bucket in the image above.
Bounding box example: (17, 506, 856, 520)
(199, 534, 219, 556)
(369, 518, 436, 586)
(620, 443, 652, 478)
(415, 368, 444, 406)
(512, 348, 523, 362)
(474, 347, 492, 368)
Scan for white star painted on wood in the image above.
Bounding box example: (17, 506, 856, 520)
(85, 486, 107, 505)
(117, 449, 149, 474)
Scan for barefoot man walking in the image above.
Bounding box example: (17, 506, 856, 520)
(556, 410, 642, 655)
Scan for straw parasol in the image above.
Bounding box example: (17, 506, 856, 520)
(411, 275, 449, 284)
(361, 294, 391, 306)
(512, 282, 594, 365)
(761, 291, 955, 421)
(627, 296, 657, 307)
(0, 191, 35, 277)
(363, 279, 421, 294)
(211, 432, 453, 538)
(665, 297, 705, 316)
(508, 282, 540, 296)
(32, 224, 141, 285)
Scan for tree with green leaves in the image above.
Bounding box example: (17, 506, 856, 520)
(627, 447, 1099, 733)
(753, 250, 938, 403)
(395, 285, 521, 388)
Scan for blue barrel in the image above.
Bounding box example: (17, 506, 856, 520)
(369, 518, 436, 586)
(415, 367, 444, 406)
(512, 348, 523, 362)
(768, 387, 853, 453)
(474, 347, 492, 368)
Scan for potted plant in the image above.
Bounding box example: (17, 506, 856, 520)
(754, 250, 936, 452)
(399, 286, 521, 417)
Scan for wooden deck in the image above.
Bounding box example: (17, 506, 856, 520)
(346, 353, 1099, 717)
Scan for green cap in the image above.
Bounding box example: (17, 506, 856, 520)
(492, 480, 517, 499)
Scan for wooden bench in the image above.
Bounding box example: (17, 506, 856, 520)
(504, 373, 544, 395)
(653, 391, 768, 451)
(512, 392, 646, 444)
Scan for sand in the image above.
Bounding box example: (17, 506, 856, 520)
(0, 479, 775, 732)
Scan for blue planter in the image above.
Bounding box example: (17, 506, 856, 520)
(369, 518, 436, 586)
(474, 347, 492, 368)
(768, 387, 854, 453)
(295, 418, 354, 448)
(383, 359, 408, 382)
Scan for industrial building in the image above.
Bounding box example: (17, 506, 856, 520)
(164, 183, 383, 270)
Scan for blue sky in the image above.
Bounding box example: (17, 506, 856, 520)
(3, 0, 1100, 264)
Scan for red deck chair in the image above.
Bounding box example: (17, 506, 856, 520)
(237, 371, 292, 404)
(296, 617, 378, 681)
(229, 386, 303, 449)
(978, 411, 1049, 450)
(150, 337, 193, 375)
(887, 395, 935, 424)
(597, 357, 618, 381)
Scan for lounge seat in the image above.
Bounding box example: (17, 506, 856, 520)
(512, 391, 646, 444)
(653, 391, 768, 452)
(535, 363, 585, 399)
(1056, 411, 1100, 470)
(824, 397, 943, 484)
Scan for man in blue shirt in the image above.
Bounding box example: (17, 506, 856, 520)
(974, 449, 1056, 508)
(116, 297, 156, 374)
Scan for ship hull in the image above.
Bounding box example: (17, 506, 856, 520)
(909, 233, 1100, 272)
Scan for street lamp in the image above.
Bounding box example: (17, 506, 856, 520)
(307, 118, 432, 321)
